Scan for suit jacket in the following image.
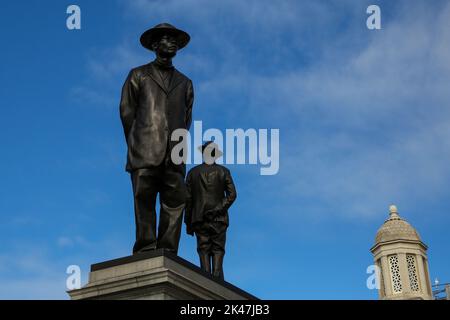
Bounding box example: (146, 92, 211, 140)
(120, 61, 194, 172)
(184, 163, 237, 232)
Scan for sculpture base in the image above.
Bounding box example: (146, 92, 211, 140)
(67, 249, 257, 300)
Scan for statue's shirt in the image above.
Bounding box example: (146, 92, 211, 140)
(154, 60, 174, 91)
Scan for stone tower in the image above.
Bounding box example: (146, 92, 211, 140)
(370, 205, 433, 300)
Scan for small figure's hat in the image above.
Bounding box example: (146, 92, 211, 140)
(140, 23, 190, 51)
(198, 141, 223, 162)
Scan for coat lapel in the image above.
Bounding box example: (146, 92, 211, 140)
(168, 69, 185, 94)
(146, 63, 168, 94)
(145, 63, 185, 95)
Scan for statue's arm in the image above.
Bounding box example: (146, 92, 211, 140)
(119, 70, 139, 142)
(184, 171, 194, 235)
(185, 80, 194, 130)
(222, 169, 237, 211)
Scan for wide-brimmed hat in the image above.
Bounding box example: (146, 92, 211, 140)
(140, 23, 190, 51)
(198, 141, 223, 163)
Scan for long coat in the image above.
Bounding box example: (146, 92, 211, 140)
(120, 61, 194, 172)
(184, 163, 237, 233)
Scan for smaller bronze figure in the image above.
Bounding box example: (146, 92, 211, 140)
(184, 142, 237, 280)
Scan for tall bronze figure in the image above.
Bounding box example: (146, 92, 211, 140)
(120, 23, 194, 254)
(185, 142, 237, 280)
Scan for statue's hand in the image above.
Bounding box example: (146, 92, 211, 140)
(186, 225, 194, 236)
(204, 209, 215, 222)
(205, 205, 224, 221)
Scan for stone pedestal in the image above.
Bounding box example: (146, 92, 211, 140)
(67, 249, 256, 300)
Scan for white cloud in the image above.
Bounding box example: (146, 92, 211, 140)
(246, 2, 450, 221)
(0, 234, 131, 299)
(0, 248, 70, 299)
(70, 41, 149, 107)
(57, 235, 90, 248)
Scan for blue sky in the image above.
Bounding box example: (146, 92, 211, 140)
(0, 0, 449, 299)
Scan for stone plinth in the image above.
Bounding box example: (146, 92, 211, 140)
(67, 249, 256, 300)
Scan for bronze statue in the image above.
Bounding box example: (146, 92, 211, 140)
(119, 23, 194, 254)
(184, 142, 237, 280)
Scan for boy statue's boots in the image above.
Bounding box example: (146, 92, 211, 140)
(212, 252, 225, 280)
(199, 252, 212, 274)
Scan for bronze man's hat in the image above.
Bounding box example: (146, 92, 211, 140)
(198, 141, 223, 162)
(140, 22, 190, 51)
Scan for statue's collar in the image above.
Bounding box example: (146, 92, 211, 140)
(145, 62, 183, 94)
(153, 58, 174, 70)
